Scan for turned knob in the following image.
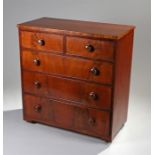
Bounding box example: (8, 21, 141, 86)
(88, 118, 96, 126)
(85, 44, 94, 52)
(34, 81, 41, 89)
(34, 105, 42, 112)
(90, 67, 100, 76)
(33, 59, 40, 66)
(89, 92, 98, 100)
(37, 39, 45, 46)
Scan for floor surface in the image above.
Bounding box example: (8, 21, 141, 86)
(3, 97, 150, 155)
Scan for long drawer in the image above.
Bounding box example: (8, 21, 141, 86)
(22, 50, 113, 84)
(24, 94, 110, 138)
(23, 71, 112, 110)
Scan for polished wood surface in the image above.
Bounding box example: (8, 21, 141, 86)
(18, 17, 135, 142)
(23, 71, 48, 96)
(22, 50, 113, 84)
(17, 17, 135, 40)
(111, 30, 134, 139)
(23, 71, 112, 110)
(24, 94, 110, 138)
(21, 31, 63, 52)
(66, 36, 114, 61)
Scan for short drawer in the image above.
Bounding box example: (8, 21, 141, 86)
(20, 31, 63, 52)
(24, 94, 110, 137)
(22, 50, 113, 84)
(66, 36, 114, 61)
(23, 71, 112, 110)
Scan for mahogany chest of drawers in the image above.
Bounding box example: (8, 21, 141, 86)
(17, 17, 135, 142)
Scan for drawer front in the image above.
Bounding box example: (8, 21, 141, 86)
(20, 31, 63, 52)
(22, 50, 113, 84)
(66, 36, 114, 61)
(24, 94, 110, 137)
(23, 71, 112, 110)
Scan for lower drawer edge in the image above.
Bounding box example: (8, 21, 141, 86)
(23, 94, 111, 141)
(24, 116, 112, 142)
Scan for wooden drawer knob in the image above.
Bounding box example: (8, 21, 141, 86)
(34, 81, 41, 89)
(38, 39, 45, 46)
(33, 59, 40, 66)
(34, 105, 42, 112)
(85, 44, 94, 52)
(90, 67, 100, 76)
(89, 92, 98, 100)
(88, 118, 96, 126)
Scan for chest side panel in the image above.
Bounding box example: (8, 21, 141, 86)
(111, 31, 134, 139)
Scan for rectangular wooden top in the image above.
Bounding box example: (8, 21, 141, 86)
(17, 17, 135, 40)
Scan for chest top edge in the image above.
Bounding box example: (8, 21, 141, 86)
(17, 17, 135, 40)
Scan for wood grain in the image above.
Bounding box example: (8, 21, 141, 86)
(22, 50, 113, 84)
(24, 94, 110, 138)
(17, 17, 135, 142)
(21, 31, 63, 52)
(23, 71, 112, 110)
(17, 17, 135, 40)
(66, 36, 114, 61)
(111, 30, 134, 139)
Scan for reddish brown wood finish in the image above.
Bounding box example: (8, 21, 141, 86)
(111, 30, 134, 139)
(66, 36, 114, 61)
(21, 31, 63, 52)
(23, 71, 112, 110)
(23, 71, 48, 96)
(17, 17, 135, 142)
(22, 50, 113, 84)
(17, 17, 135, 40)
(24, 94, 110, 138)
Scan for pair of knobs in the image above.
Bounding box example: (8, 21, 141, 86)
(34, 80, 98, 100)
(33, 59, 100, 76)
(37, 39, 95, 53)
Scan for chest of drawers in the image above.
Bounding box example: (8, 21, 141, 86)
(17, 17, 135, 142)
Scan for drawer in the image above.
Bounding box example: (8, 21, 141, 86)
(24, 94, 110, 137)
(66, 36, 114, 61)
(23, 71, 112, 110)
(20, 31, 63, 52)
(22, 50, 113, 84)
